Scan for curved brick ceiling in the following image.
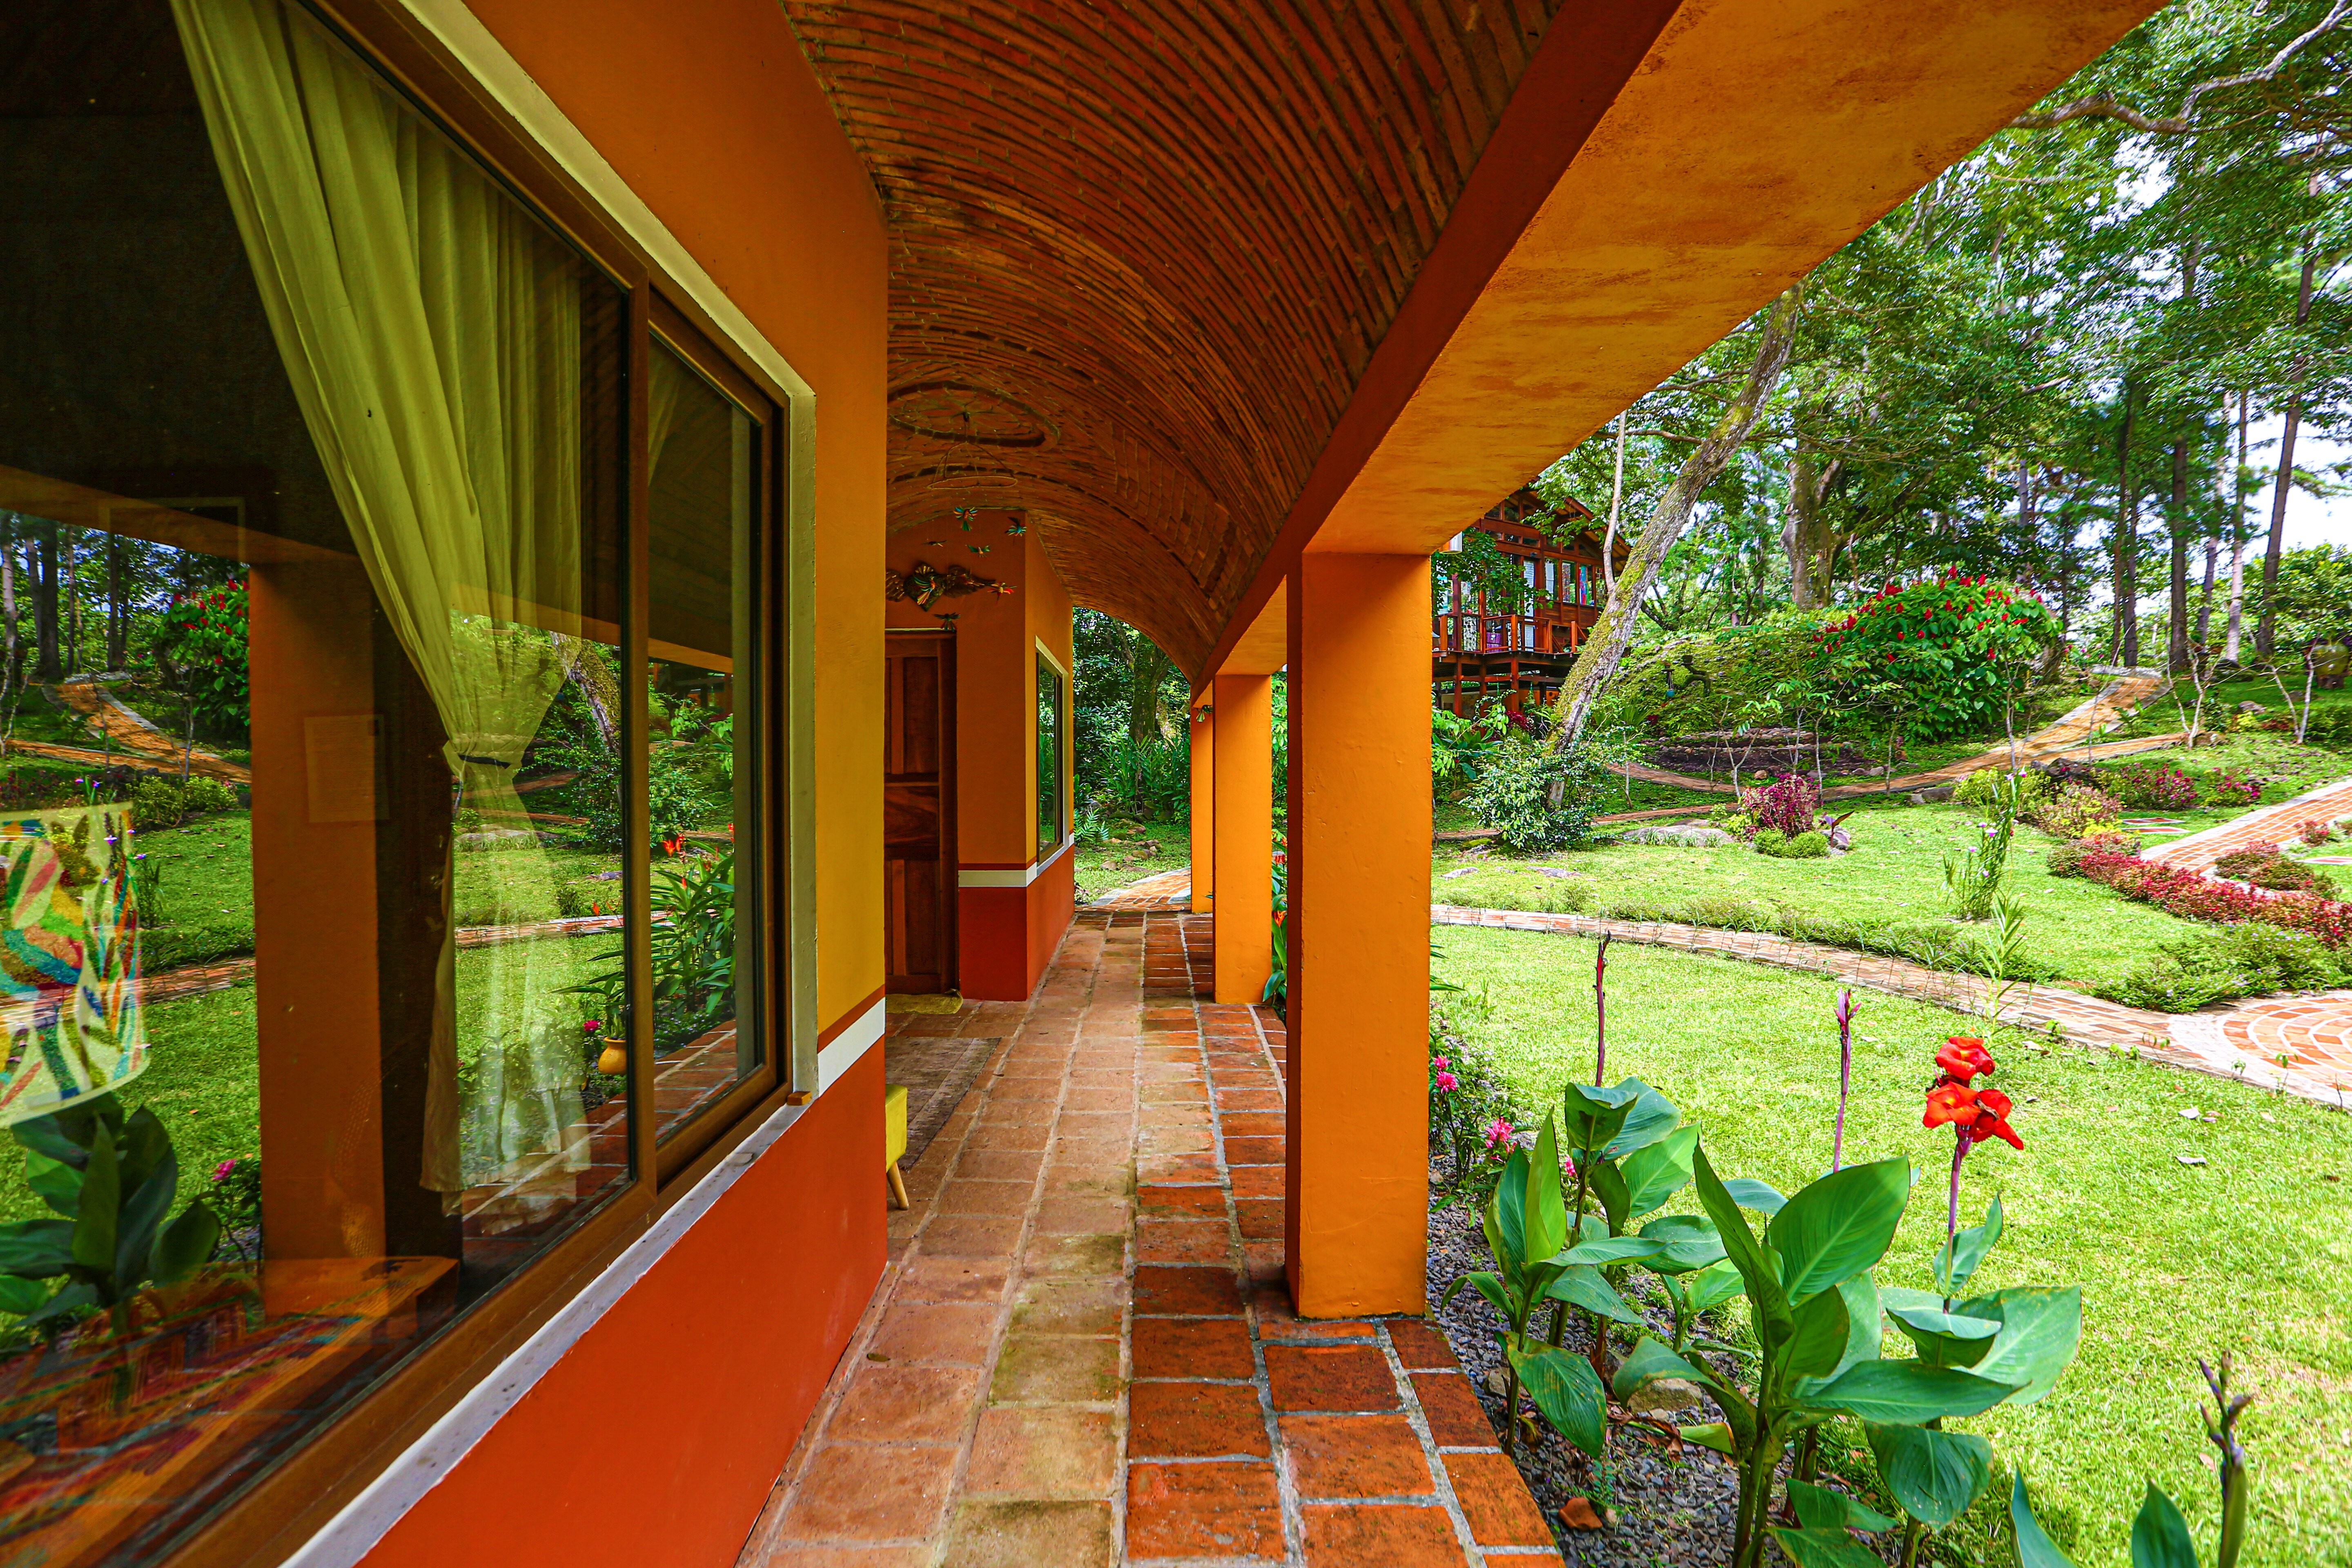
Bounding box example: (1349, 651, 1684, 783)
(784, 0, 1570, 674)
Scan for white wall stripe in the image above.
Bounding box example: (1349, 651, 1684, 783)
(815, 993, 886, 1093)
(957, 834, 1075, 888)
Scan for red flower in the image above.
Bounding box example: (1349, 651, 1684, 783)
(1935, 1037, 1995, 1083)
(1922, 1082, 1978, 1129)
(1969, 1087, 2025, 1150)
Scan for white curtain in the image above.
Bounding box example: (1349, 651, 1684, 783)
(171, 0, 592, 1204)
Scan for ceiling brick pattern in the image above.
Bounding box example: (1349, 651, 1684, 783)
(785, 0, 1568, 670)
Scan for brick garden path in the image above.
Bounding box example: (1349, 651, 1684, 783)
(11, 678, 255, 786)
(740, 910, 1564, 1567)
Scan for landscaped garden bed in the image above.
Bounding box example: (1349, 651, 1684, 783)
(1423, 927, 2351, 1567)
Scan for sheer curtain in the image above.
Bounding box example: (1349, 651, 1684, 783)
(171, 0, 591, 1203)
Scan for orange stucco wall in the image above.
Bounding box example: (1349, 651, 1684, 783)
(347, 3, 890, 1563)
(886, 521, 1074, 1000)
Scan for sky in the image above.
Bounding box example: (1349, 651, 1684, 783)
(2254, 417, 2351, 552)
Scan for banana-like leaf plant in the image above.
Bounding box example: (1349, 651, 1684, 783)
(0, 1095, 222, 1341)
(1614, 1145, 2026, 1568)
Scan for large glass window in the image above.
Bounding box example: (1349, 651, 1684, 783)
(1036, 649, 1065, 853)
(0, 0, 673, 1559)
(643, 337, 765, 1143)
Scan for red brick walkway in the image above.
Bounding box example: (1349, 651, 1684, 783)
(741, 910, 1557, 1566)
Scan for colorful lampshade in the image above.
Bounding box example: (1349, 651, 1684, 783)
(0, 803, 147, 1127)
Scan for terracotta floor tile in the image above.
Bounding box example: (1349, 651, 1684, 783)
(1228, 1165, 1285, 1200)
(955, 1149, 1046, 1183)
(1128, 1380, 1273, 1458)
(938, 1500, 1113, 1567)
(1388, 1321, 1459, 1370)
(1234, 1197, 1285, 1239)
(1281, 1412, 1433, 1498)
(866, 1301, 998, 1366)
(1134, 1265, 1245, 1315)
(1223, 1134, 1287, 1165)
(777, 1442, 958, 1542)
(1412, 1370, 1498, 1448)
(963, 1407, 1118, 1497)
(1444, 1450, 1556, 1546)
(1010, 1276, 1125, 1336)
(1265, 1345, 1400, 1412)
(1300, 1503, 1470, 1566)
(1137, 1183, 1226, 1216)
(1137, 1218, 1231, 1265)
(755, 1546, 930, 1567)
(894, 1255, 1010, 1305)
(934, 1179, 1034, 1215)
(827, 1364, 984, 1445)
(990, 1334, 1121, 1404)
(1131, 1315, 1256, 1379)
(1022, 1232, 1127, 1278)
(1218, 1111, 1288, 1137)
(1125, 1462, 1284, 1559)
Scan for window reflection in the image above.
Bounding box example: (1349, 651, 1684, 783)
(644, 341, 760, 1143)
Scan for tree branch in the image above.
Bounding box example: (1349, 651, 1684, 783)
(2010, 1, 2349, 134)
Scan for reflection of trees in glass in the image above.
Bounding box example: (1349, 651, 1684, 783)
(564, 849, 735, 1055)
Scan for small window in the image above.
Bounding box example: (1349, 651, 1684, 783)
(1036, 649, 1066, 852)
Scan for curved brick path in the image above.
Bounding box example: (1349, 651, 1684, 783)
(20, 678, 255, 786)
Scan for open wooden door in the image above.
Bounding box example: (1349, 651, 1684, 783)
(884, 629, 957, 993)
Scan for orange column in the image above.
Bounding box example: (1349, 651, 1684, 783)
(1286, 552, 1432, 1317)
(1209, 673, 1272, 1004)
(1188, 700, 1214, 914)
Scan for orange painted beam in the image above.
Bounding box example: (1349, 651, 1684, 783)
(1285, 553, 1431, 1318)
(1188, 700, 1214, 915)
(1210, 674, 1273, 1005)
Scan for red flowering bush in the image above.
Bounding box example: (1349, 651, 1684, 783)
(2111, 764, 2198, 811)
(1739, 772, 1820, 839)
(2300, 818, 2337, 846)
(2072, 849, 2352, 947)
(1811, 572, 2060, 740)
(154, 582, 250, 741)
(2205, 771, 2267, 808)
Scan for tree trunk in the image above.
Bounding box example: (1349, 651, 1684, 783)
(2256, 252, 2318, 662)
(2196, 532, 2218, 646)
(1783, 446, 1840, 611)
(62, 528, 79, 679)
(1560, 283, 1806, 738)
(2114, 392, 2139, 668)
(32, 523, 59, 684)
(106, 535, 127, 671)
(1128, 635, 1173, 746)
(2224, 390, 2248, 664)
(2167, 439, 2189, 674)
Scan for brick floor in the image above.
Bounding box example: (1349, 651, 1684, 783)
(742, 910, 1559, 1566)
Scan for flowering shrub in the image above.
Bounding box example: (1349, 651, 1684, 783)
(154, 583, 250, 740)
(2205, 770, 2266, 808)
(1427, 1008, 1526, 1200)
(2044, 830, 2142, 878)
(2041, 758, 2104, 791)
(1740, 772, 1820, 838)
(2301, 818, 2338, 846)
(2111, 764, 2199, 811)
(1811, 571, 2061, 740)
(2072, 850, 2352, 947)
(2029, 784, 2123, 841)
(2213, 843, 2334, 895)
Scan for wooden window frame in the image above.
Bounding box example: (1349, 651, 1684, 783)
(146, 5, 822, 1566)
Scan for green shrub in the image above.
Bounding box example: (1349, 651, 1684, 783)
(129, 774, 238, 831)
(1463, 731, 1613, 854)
(1954, 766, 2051, 813)
(2029, 783, 2122, 840)
(2099, 923, 2346, 1012)
(1756, 828, 1829, 859)
(1751, 827, 1786, 855)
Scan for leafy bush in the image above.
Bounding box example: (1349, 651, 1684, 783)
(2111, 764, 2199, 811)
(1812, 572, 2061, 740)
(2099, 922, 2346, 1012)
(130, 774, 236, 830)
(2040, 758, 2104, 790)
(153, 584, 251, 741)
(1426, 1010, 1526, 1201)
(2073, 850, 2352, 947)
(1463, 730, 1613, 853)
(1954, 767, 2051, 814)
(2045, 830, 2143, 877)
(2299, 817, 2338, 845)
(1754, 828, 1829, 859)
(2204, 769, 2266, 807)
(1741, 773, 1820, 838)
(2029, 784, 2123, 840)
(2212, 843, 2334, 895)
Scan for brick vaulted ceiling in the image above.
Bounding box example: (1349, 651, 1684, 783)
(783, 1, 1588, 674)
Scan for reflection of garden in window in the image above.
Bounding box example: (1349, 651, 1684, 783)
(1038, 651, 1065, 852)
(0, 0, 659, 1559)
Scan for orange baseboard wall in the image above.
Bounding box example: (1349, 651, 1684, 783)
(355, 1048, 887, 1568)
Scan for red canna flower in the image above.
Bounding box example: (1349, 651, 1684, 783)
(1969, 1087, 2025, 1149)
(1935, 1037, 1995, 1083)
(1922, 1082, 1978, 1129)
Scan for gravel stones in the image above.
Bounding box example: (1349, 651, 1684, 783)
(1617, 826, 1736, 848)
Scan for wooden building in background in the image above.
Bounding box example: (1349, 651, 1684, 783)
(1433, 487, 1629, 716)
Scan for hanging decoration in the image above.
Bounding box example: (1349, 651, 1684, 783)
(887, 560, 1004, 616)
(0, 804, 147, 1126)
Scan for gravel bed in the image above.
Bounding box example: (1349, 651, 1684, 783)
(1425, 1169, 1901, 1566)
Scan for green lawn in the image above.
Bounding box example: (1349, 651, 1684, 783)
(1433, 925, 2352, 1568)
(1074, 817, 1189, 901)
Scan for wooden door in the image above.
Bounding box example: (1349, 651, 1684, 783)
(885, 630, 957, 993)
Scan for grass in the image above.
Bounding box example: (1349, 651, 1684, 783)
(1433, 924, 2352, 1568)
(1075, 817, 1189, 901)
(1437, 800, 2207, 993)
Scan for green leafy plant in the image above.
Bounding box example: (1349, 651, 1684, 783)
(152, 583, 250, 741)
(2012, 1356, 2252, 1568)
(1944, 772, 2026, 921)
(1755, 828, 1831, 859)
(569, 848, 737, 1054)
(130, 774, 236, 831)
(0, 1096, 223, 1340)
(2028, 784, 2122, 840)
(1464, 728, 1612, 853)
(2098, 921, 2346, 1012)
(1813, 574, 2061, 742)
